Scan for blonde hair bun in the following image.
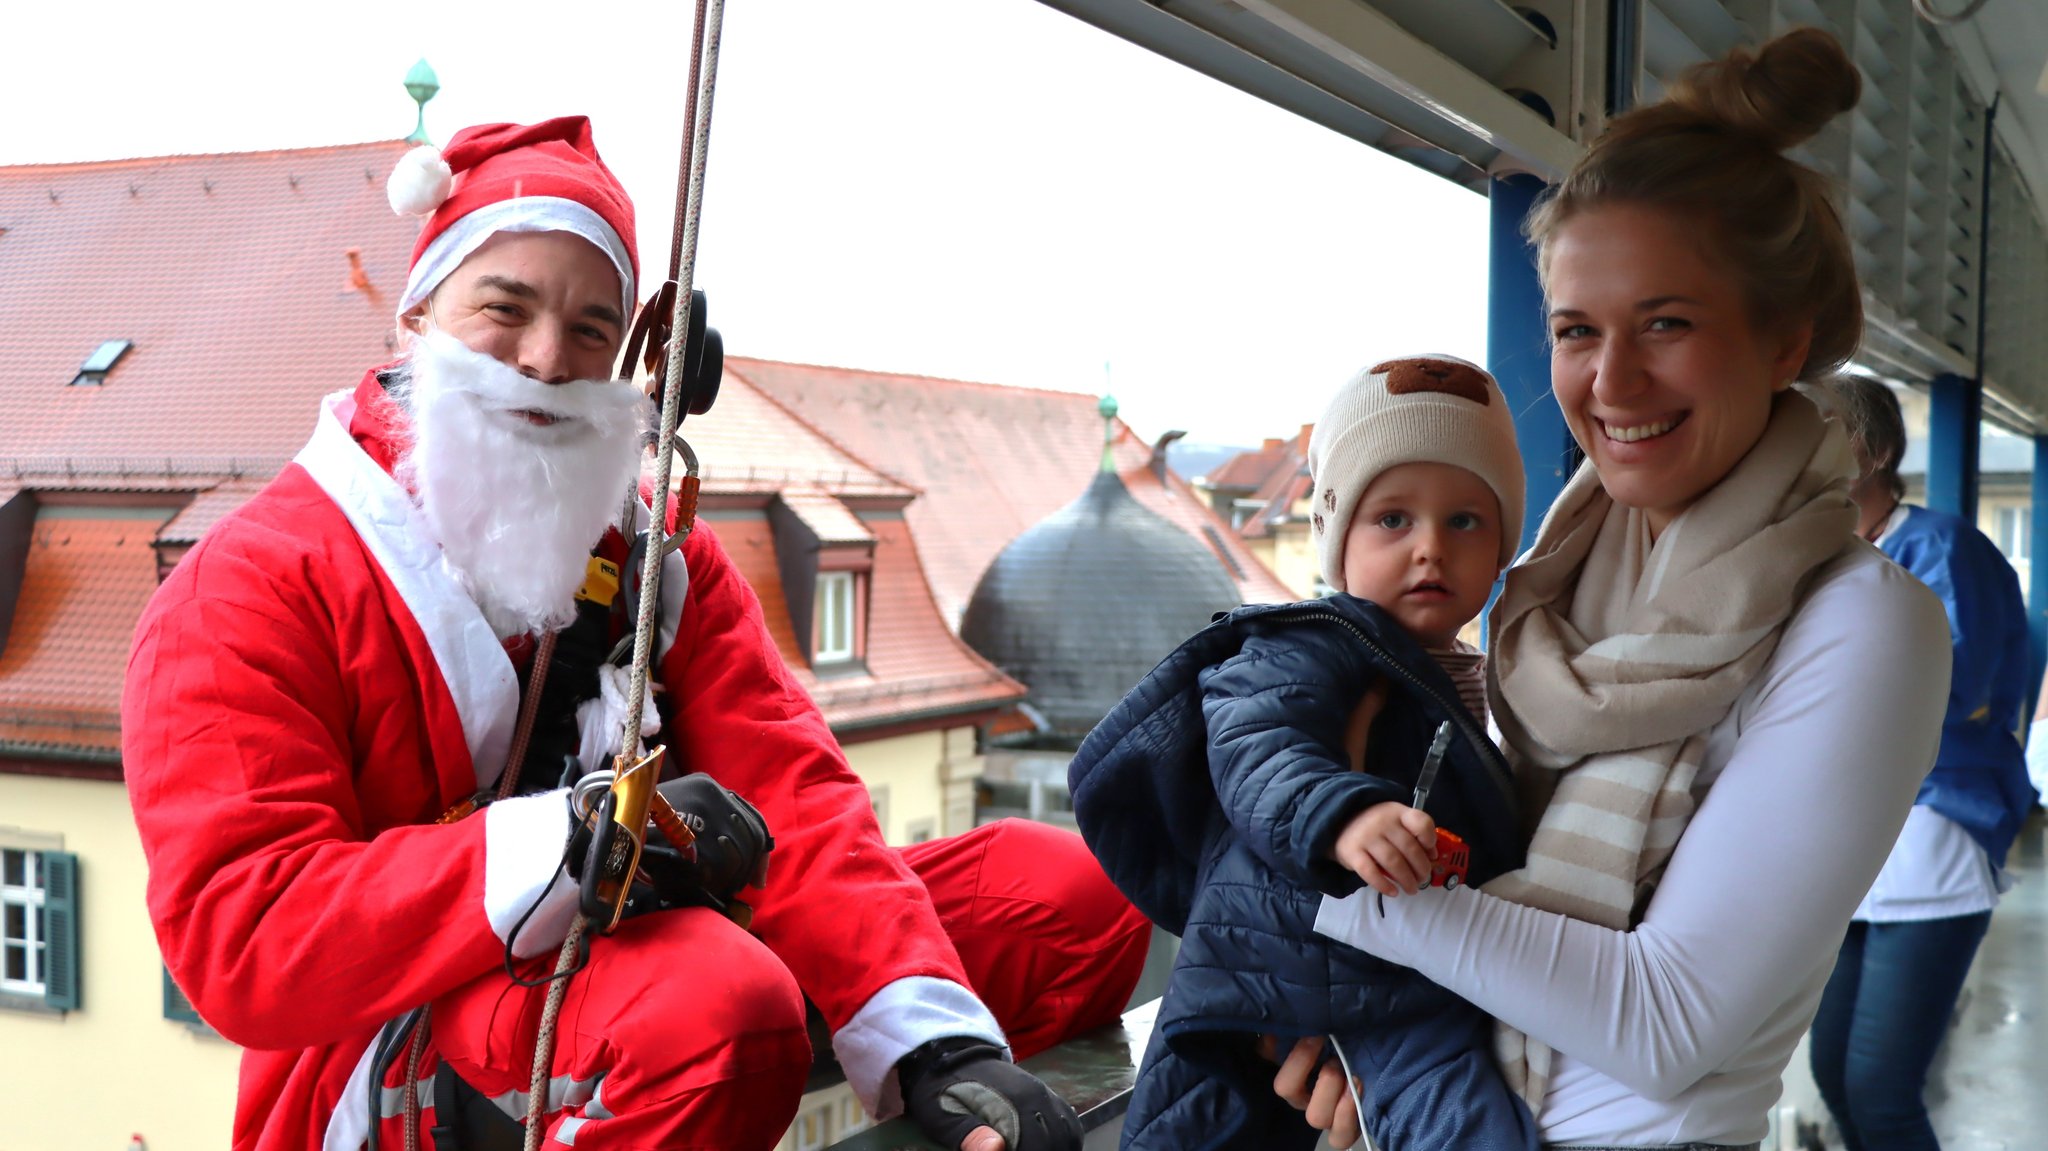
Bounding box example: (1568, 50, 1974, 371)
(1667, 26, 1862, 152)
(1527, 26, 1867, 382)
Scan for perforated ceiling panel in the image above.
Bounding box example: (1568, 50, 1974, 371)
(1036, 0, 1594, 190)
(1036, 0, 2048, 425)
(1642, 0, 1990, 390)
(1986, 147, 2048, 426)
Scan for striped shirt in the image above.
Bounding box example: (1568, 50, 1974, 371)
(1428, 641, 1488, 725)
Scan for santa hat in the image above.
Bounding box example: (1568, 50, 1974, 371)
(387, 116, 637, 322)
(1307, 355, 1524, 593)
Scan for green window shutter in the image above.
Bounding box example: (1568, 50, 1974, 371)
(41, 851, 79, 1011)
(163, 966, 202, 1025)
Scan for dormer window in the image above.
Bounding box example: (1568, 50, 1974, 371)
(70, 340, 133, 387)
(769, 487, 875, 672)
(815, 570, 859, 664)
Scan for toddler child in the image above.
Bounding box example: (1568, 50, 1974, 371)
(1070, 355, 1537, 1151)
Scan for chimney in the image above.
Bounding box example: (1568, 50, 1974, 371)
(1151, 430, 1188, 483)
(344, 249, 380, 302)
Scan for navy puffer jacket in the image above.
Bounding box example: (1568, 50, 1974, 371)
(1070, 596, 1537, 1151)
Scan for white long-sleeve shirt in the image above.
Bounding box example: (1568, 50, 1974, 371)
(1315, 542, 1950, 1146)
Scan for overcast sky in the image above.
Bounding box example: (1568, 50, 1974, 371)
(4, 0, 1489, 446)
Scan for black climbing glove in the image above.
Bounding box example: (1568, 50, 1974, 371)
(569, 772, 773, 917)
(652, 772, 773, 901)
(899, 1037, 1082, 1151)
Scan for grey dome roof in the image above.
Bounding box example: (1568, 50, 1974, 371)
(961, 470, 1241, 741)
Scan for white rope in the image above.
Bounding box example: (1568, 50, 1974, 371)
(622, 0, 726, 760)
(523, 918, 589, 1151)
(516, 5, 729, 1148)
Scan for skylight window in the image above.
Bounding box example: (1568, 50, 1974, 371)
(70, 340, 133, 387)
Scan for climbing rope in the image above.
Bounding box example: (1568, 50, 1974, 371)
(622, 0, 724, 759)
(519, 1, 729, 1147)
(669, 0, 713, 286)
(402, 1011, 433, 1151)
(524, 917, 589, 1145)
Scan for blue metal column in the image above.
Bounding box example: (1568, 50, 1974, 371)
(2031, 437, 2048, 716)
(1488, 172, 1570, 558)
(1926, 373, 1981, 522)
(1607, 0, 1641, 116)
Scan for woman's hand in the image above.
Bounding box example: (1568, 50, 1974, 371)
(1256, 1035, 1362, 1148)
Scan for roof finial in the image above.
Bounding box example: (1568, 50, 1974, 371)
(404, 58, 440, 145)
(1098, 394, 1119, 474)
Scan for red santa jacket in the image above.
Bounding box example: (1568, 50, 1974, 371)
(123, 371, 1000, 1150)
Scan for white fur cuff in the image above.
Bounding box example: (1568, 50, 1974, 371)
(832, 976, 1007, 1121)
(483, 790, 581, 957)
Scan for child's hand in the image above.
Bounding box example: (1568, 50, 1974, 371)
(1331, 801, 1437, 897)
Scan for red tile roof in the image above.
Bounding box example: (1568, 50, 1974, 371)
(778, 485, 877, 544)
(675, 369, 1027, 728)
(1240, 460, 1314, 540)
(672, 373, 912, 500)
(0, 141, 418, 475)
(158, 478, 269, 544)
(729, 358, 1292, 621)
(0, 138, 1282, 759)
(0, 133, 1016, 753)
(0, 142, 418, 760)
(669, 375, 1026, 730)
(0, 511, 169, 756)
(710, 515, 1023, 731)
(1209, 423, 1315, 541)
(1206, 440, 1293, 490)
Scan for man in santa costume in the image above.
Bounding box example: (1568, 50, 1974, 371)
(124, 117, 1149, 1151)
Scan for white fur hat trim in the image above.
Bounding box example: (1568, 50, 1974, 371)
(396, 196, 635, 322)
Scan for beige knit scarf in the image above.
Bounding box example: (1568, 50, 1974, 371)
(1483, 390, 1857, 1110)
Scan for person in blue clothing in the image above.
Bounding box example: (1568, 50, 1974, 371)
(1069, 354, 1538, 1151)
(1808, 373, 2041, 1151)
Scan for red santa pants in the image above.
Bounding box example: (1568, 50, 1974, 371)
(381, 819, 1150, 1151)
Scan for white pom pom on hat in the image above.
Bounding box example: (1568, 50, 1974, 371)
(387, 145, 453, 217)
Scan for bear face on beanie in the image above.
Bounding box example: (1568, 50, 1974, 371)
(1307, 355, 1525, 595)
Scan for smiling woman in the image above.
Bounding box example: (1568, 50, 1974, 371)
(1542, 204, 1810, 535)
(1286, 28, 1958, 1151)
(1527, 27, 1862, 537)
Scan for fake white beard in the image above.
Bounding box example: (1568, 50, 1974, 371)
(397, 330, 649, 639)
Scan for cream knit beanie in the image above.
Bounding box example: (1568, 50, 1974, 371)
(1307, 355, 1524, 594)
